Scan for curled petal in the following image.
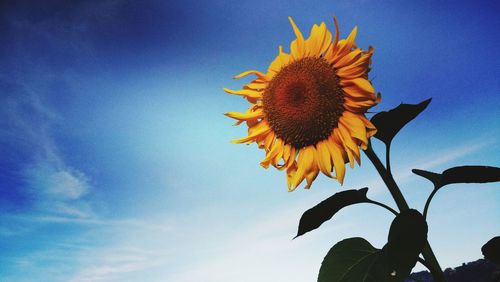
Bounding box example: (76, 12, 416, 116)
(232, 122, 271, 144)
(260, 138, 285, 168)
(334, 49, 363, 69)
(233, 70, 266, 79)
(225, 108, 264, 121)
(223, 88, 263, 99)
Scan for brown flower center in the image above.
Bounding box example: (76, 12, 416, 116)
(263, 57, 344, 149)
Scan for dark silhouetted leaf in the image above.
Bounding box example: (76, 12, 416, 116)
(411, 169, 441, 186)
(317, 213, 427, 282)
(371, 210, 428, 282)
(387, 209, 428, 245)
(441, 166, 500, 185)
(482, 236, 500, 266)
(413, 166, 500, 188)
(318, 237, 379, 282)
(295, 188, 369, 238)
(371, 99, 431, 145)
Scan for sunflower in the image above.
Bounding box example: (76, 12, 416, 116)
(225, 17, 381, 191)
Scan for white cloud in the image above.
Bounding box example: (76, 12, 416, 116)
(25, 162, 89, 200)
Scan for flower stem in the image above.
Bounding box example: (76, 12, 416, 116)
(386, 142, 392, 174)
(364, 143, 407, 210)
(364, 142, 446, 282)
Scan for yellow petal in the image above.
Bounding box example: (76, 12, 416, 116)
(325, 138, 346, 184)
(343, 85, 375, 100)
(315, 140, 333, 178)
(305, 169, 319, 189)
(225, 108, 263, 121)
(305, 22, 332, 57)
(334, 128, 354, 168)
(288, 17, 305, 60)
(336, 65, 367, 80)
(233, 70, 266, 79)
(337, 47, 373, 76)
(340, 78, 375, 95)
(360, 116, 377, 139)
(282, 144, 291, 164)
(324, 17, 340, 62)
(258, 131, 275, 150)
(334, 49, 362, 69)
(260, 138, 284, 168)
(223, 88, 263, 99)
(338, 123, 361, 166)
(339, 113, 368, 148)
(276, 143, 292, 170)
(285, 146, 297, 169)
(268, 45, 291, 78)
(344, 92, 381, 112)
(286, 162, 298, 191)
(333, 26, 358, 61)
(232, 122, 271, 144)
(290, 146, 315, 190)
(244, 82, 266, 91)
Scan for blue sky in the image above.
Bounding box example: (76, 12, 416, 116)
(1, 0, 499, 281)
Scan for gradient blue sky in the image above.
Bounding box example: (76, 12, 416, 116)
(1, 0, 499, 281)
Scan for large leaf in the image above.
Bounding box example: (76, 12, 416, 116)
(318, 237, 379, 282)
(295, 188, 369, 238)
(370, 99, 431, 145)
(412, 166, 500, 188)
(482, 236, 500, 266)
(371, 209, 428, 282)
(318, 212, 427, 282)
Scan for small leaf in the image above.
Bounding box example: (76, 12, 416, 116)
(411, 169, 441, 187)
(371, 209, 428, 282)
(295, 188, 369, 238)
(371, 98, 431, 145)
(387, 209, 428, 245)
(413, 166, 500, 188)
(482, 236, 500, 266)
(318, 238, 379, 282)
(441, 166, 500, 186)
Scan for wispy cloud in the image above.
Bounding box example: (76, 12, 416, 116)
(157, 200, 357, 282)
(24, 161, 89, 199)
(0, 0, 115, 220)
(53, 138, 494, 282)
(6, 83, 93, 219)
(360, 138, 495, 194)
(69, 248, 160, 282)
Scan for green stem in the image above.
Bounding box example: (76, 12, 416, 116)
(364, 144, 408, 210)
(366, 199, 399, 216)
(423, 187, 439, 219)
(364, 143, 446, 282)
(386, 142, 392, 174)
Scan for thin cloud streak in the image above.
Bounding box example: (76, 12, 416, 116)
(57, 138, 495, 282)
(360, 138, 495, 194)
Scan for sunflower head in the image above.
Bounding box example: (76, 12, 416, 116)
(225, 17, 381, 191)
